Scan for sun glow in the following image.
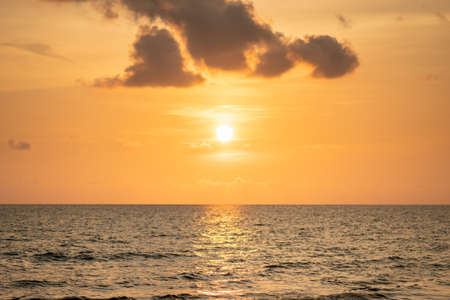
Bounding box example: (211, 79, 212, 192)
(216, 125, 234, 142)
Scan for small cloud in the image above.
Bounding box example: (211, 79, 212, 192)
(200, 177, 248, 187)
(184, 140, 253, 158)
(43, 0, 118, 19)
(434, 12, 449, 22)
(289, 36, 359, 78)
(425, 74, 440, 81)
(8, 139, 31, 151)
(0, 42, 71, 62)
(167, 105, 271, 124)
(92, 76, 122, 88)
(185, 141, 215, 154)
(396, 16, 405, 22)
(200, 177, 265, 187)
(336, 14, 352, 28)
(296, 144, 344, 151)
(117, 139, 142, 150)
(188, 141, 212, 150)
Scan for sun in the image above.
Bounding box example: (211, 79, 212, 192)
(216, 125, 233, 142)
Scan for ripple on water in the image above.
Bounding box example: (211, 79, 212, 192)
(0, 205, 448, 300)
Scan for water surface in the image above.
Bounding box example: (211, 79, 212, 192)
(0, 205, 449, 299)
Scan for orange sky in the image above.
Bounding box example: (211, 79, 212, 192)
(1, 0, 449, 204)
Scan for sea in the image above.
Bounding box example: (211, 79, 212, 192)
(0, 205, 448, 300)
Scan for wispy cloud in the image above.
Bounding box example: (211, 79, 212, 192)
(425, 74, 440, 81)
(0, 42, 71, 62)
(167, 105, 271, 125)
(187, 141, 212, 151)
(200, 177, 263, 187)
(185, 140, 252, 156)
(8, 139, 31, 151)
(336, 14, 352, 28)
(296, 144, 344, 151)
(434, 12, 448, 22)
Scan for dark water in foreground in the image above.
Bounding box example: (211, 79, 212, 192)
(0, 205, 448, 300)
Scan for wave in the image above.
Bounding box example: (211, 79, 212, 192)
(239, 292, 388, 300)
(1, 251, 19, 256)
(151, 294, 198, 299)
(264, 261, 311, 270)
(33, 252, 69, 262)
(109, 252, 195, 261)
(12, 280, 66, 288)
(10, 292, 389, 300)
(28, 251, 195, 263)
(178, 272, 205, 281)
(303, 293, 388, 299)
(11, 298, 135, 300)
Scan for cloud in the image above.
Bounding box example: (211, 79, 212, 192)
(253, 36, 295, 78)
(336, 14, 351, 28)
(0, 42, 71, 62)
(8, 139, 31, 151)
(425, 74, 440, 81)
(296, 144, 344, 151)
(200, 177, 248, 187)
(200, 177, 265, 187)
(42, 0, 360, 86)
(188, 141, 212, 150)
(185, 139, 253, 155)
(167, 105, 271, 124)
(43, 0, 119, 18)
(290, 36, 359, 78)
(122, 0, 276, 71)
(93, 0, 120, 18)
(94, 26, 204, 87)
(434, 12, 448, 22)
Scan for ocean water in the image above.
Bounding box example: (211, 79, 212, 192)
(0, 205, 449, 300)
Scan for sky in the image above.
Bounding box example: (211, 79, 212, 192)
(1, 0, 449, 204)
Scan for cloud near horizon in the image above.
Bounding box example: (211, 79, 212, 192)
(43, 0, 359, 87)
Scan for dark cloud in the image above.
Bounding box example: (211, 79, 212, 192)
(290, 36, 359, 78)
(0, 42, 71, 62)
(41, 0, 360, 86)
(8, 139, 31, 151)
(336, 14, 351, 28)
(120, 0, 275, 71)
(94, 26, 204, 87)
(253, 36, 295, 78)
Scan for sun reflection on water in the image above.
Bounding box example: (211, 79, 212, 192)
(193, 205, 251, 297)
